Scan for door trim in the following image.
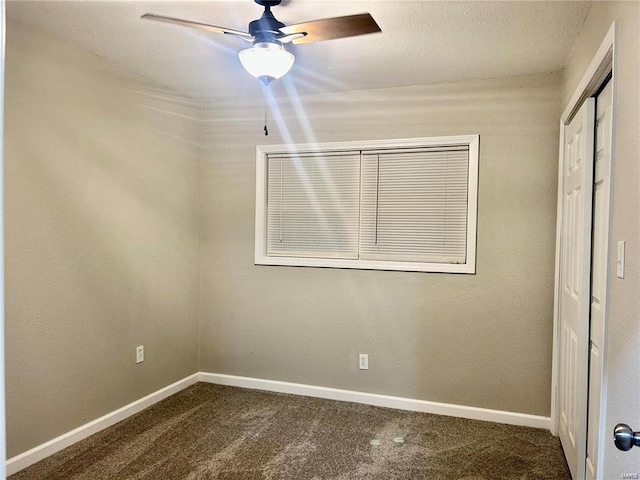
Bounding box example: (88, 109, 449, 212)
(0, 1, 6, 478)
(560, 22, 616, 124)
(551, 20, 617, 475)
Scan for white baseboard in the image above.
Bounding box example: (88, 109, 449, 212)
(7, 371, 551, 475)
(6, 373, 200, 476)
(199, 372, 551, 431)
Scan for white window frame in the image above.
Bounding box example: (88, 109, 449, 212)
(255, 135, 479, 273)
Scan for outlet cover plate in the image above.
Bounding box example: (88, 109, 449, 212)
(359, 353, 368, 370)
(136, 345, 144, 364)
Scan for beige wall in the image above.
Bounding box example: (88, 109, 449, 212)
(562, 3, 640, 478)
(4, 19, 201, 457)
(200, 72, 562, 416)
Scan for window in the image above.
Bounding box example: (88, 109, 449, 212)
(255, 135, 479, 273)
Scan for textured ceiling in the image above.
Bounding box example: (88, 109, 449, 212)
(6, 0, 591, 101)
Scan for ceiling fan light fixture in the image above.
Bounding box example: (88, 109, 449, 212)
(239, 42, 295, 84)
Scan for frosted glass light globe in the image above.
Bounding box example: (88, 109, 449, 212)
(239, 42, 295, 83)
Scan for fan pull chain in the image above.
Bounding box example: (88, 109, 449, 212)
(264, 96, 269, 136)
(262, 83, 270, 136)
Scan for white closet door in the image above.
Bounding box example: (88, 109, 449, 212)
(585, 80, 612, 480)
(558, 98, 595, 480)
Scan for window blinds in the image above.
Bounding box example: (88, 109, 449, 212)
(266, 152, 361, 259)
(265, 145, 470, 265)
(360, 147, 469, 264)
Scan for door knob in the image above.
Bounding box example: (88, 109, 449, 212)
(614, 424, 640, 451)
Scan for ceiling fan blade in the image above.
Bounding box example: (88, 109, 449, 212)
(279, 13, 380, 44)
(141, 14, 253, 41)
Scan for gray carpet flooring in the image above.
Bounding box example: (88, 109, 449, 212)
(10, 382, 571, 479)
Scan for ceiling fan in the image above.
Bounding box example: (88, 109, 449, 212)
(142, 0, 381, 86)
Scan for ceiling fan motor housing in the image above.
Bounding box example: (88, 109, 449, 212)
(250, 0, 286, 44)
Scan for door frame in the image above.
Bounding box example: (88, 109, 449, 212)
(1, 0, 7, 477)
(551, 20, 618, 476)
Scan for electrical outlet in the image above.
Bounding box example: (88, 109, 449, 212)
(136, 345, 144, 364)
(359, 353, 368, 370)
